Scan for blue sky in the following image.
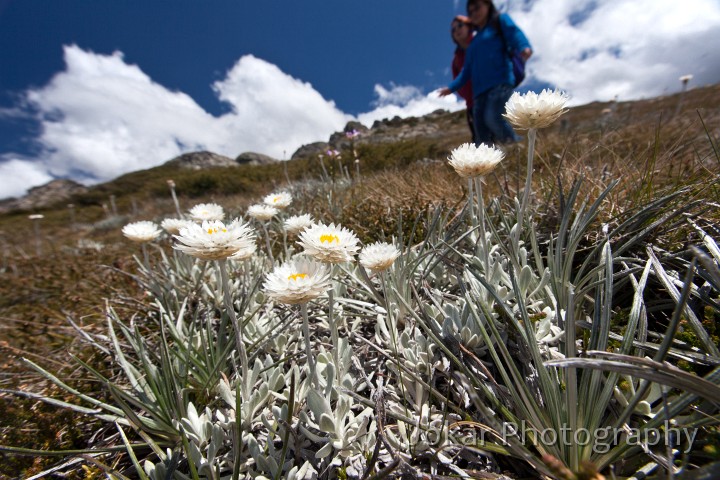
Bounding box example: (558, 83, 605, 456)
(1, 0, 720, 199)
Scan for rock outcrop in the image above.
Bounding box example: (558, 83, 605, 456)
(164, 151, 237, 170)
(235, 152, 278, 165)
(291, 141, 330, 161)
(0, 179, 88, 214)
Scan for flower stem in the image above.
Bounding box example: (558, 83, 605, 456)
(141, 243, 150, 271)
(32, 219, 42, 256)
(301, 302, 316, 388)
(515, 128, 537, 249)
(380, 272, 410, 420)
(474, 176, 490, 272)
(467, 178, 478, 235)
(169, 185, 182, 218)
(219, 259, 250, 406)
(260, 223, 275, 264)
(327, 287, 341, 385)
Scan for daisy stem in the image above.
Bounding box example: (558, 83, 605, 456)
(327, 287, 342, 385)
(467, 178, 478, 235)
(261, 223, 275, 264)
(301, 302, 317, 388)
(32, 219, 42, 256)
(141, 243, 150, 271)
(318, 155, 329, 181)
(380, 272, 412, 421)
(169, 185, 182, 218)
(474, 176, 490, 272)
(282, 226, 288, 261)
(515, 127, 537, 250)
(218, 259, 250, 407)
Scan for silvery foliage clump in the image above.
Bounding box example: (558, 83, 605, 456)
(20, 134, 720, 478)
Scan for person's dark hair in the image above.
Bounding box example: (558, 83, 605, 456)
(466, 0, 500, 28)
(450, 15, 472, 47)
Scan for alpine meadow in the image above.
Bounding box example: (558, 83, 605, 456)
(1, 84, 720, 480)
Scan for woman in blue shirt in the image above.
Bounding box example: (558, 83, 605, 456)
(440, 0, 532, 145)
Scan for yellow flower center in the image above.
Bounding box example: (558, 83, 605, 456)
(320, 234, 339, 244)
(288, 273, 308, 281)
(273, 196, 281, 203)
(207, 227, 227, 234)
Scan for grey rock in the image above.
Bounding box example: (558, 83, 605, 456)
(0, 179, 88, 213)
(291, 141, 330, 160)
(235, 152, 278, 165)
(165, 151, 237, 170)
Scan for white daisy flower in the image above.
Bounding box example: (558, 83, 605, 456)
(122, 221, 162, 243)
(297, 222, 360, 264)
(504, 89, 570, 130)
(160, 218, 193, 235)
(263, 191, 292, 209)
(448, 143, 504, 178)
(188, 203, 225, 222)
(28, 214, 44, 220)
(359, 242, 401, 273)
(173, 219, 256, 260)
(247, 204, 278, 221)
(284, 214, 315, 235)
(264, 257, 332, 304)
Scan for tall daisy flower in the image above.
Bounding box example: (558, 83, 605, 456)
(263, 191, 292, 209)
(161, 218, 193, 236)
(504, 89, 568, 258)
(189, 203, 224, 222)
(173, 219, 256, 260)
(284, 214, 315, 235)
(297, 222, 359, 264)
(264, 257, 332, 387)
(297, 221, 358, 385)
(448, 143, 504, 179)
(175, 218, 256, 398)
(122, 221, 162, 243)
(503, 89, 569, 130)
(248, 204, 278, 221)
(359, 242, 400, 273)
(448, 143, 504, 270)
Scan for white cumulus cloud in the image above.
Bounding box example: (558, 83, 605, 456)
(358, 84, 464, 126)
(508, 0, 720, 104)
(0, 159, 54, 199)
(0, 46, 462, 200)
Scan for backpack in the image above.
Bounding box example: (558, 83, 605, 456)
(496, 16, 526, 87)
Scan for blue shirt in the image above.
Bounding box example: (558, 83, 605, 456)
(448, 13, 531, 97)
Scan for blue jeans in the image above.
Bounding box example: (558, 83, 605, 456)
(472, 84, 520, 146)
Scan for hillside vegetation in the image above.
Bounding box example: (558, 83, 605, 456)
(0, 84, 719, 479)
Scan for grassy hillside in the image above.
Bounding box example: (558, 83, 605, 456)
(1, 84, 719, 478)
